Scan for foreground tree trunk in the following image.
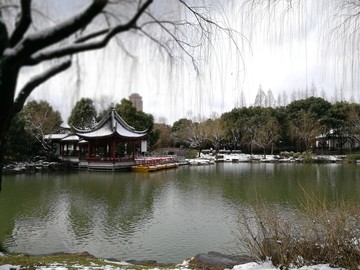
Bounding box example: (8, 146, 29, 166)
(0, 52, 21, 191)
(0, 145, 4, 192)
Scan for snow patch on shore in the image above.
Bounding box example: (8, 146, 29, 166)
(0, 261, 346, 270)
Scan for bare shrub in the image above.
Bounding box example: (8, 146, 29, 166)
(234, 192, 360, 269)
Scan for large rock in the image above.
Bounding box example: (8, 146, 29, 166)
(189, 252, 253, 270)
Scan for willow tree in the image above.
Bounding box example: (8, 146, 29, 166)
(0, 0, 233, 191)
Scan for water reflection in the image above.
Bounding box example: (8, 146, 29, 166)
(0, 163, 359, 262)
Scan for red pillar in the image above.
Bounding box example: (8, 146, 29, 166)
(78, 144, 81, 160)
(87, 141, 91, 159)
(111, 137, 116, 162)
(132, 141, 136, 161)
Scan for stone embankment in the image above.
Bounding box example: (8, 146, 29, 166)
(188, 252, 253, 270)
(122, 252, 253, 270)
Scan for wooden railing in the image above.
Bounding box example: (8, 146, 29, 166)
(135, 157, 177, 165)
(86, 156, 134, 162)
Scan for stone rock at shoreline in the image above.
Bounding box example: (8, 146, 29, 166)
(71, 251, 95, 258)
(125, 259, 158, 265)
(189, 252, 253, 270)
(3, 161, 64, 174)
(124, 259, 177, 268)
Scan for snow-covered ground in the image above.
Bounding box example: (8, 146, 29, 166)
(188, 152, 345, 164)
(232, 261, 344, 270)
(0, 257, 346, 270)
(0, 245, 348, 270)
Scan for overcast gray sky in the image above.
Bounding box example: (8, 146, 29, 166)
(17, 0, 360, 124)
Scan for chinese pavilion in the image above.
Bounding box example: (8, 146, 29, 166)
(74, 108, 148, 171)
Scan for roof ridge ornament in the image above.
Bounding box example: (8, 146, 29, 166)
(111, 107, 116, 132)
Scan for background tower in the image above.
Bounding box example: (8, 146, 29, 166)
(129, 93, 143, 111)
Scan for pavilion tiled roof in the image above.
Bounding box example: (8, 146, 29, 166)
(74, 108, 147, 140)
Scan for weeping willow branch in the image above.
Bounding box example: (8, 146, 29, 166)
(138, 28, 173, 61)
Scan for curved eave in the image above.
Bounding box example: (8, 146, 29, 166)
(73, 109, 149, 139)
(78, 132, 147, 141)
(115, 133, 147, 141)
(76, 131, 114, 140)
(76, 131, 112, 138)
(61, 135, 80, 142)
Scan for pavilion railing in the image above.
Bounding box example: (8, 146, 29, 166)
(86, 156, 134, 162)
(134, 157, 177, 165)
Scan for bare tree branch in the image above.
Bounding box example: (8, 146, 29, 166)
(26, 0, 153, 65)
(179, 0, 221, 31)
(74, 8, 129, 43)
(26, 39, 108, 65)
(9, 0, 32, 47)
(15, 0, 108, 59)
(140, 18, 199, 47)
(75, 28, 110, 43)
(13, 60, 72, 115)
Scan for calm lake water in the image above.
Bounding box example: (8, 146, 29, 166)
(0, 163, 359, 263)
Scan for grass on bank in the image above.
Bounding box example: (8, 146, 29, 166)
(0, 253, 176, 270)
(0, 253, 115, 269)
(346, 153, 360, 163)
(234, 190, 360, 269)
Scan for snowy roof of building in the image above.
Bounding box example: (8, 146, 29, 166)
(74, 108, 147, 140)
(61, 134, 80, 142)
(44, 134, 68, 140)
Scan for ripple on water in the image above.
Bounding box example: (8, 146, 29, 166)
(2, 164, 359, 262)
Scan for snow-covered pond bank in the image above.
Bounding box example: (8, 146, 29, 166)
(0, 259, 346, 270)
(2, 152, 354, 175)
(188, 150, 354, 165)
(0, 252, 347, 270)
(187, 152, 348, 165)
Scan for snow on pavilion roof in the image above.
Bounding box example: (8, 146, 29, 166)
(44, 134, 68, 140)
(61, 134, 80, 142)
(74, 108, 147, 140)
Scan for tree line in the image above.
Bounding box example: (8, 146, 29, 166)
(167, 97, 360, 156)
(4, 97, 156, 161)
(5, 96, 360, 161)
(251, 83, 353, 108)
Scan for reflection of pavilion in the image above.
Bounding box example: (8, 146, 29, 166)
(53, 109, 148, 171)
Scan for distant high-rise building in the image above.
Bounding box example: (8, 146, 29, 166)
(129, 93, 143, 111)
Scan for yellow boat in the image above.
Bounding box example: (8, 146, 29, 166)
(131, 164, 158, 172)
(131, 163, 178, 172)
